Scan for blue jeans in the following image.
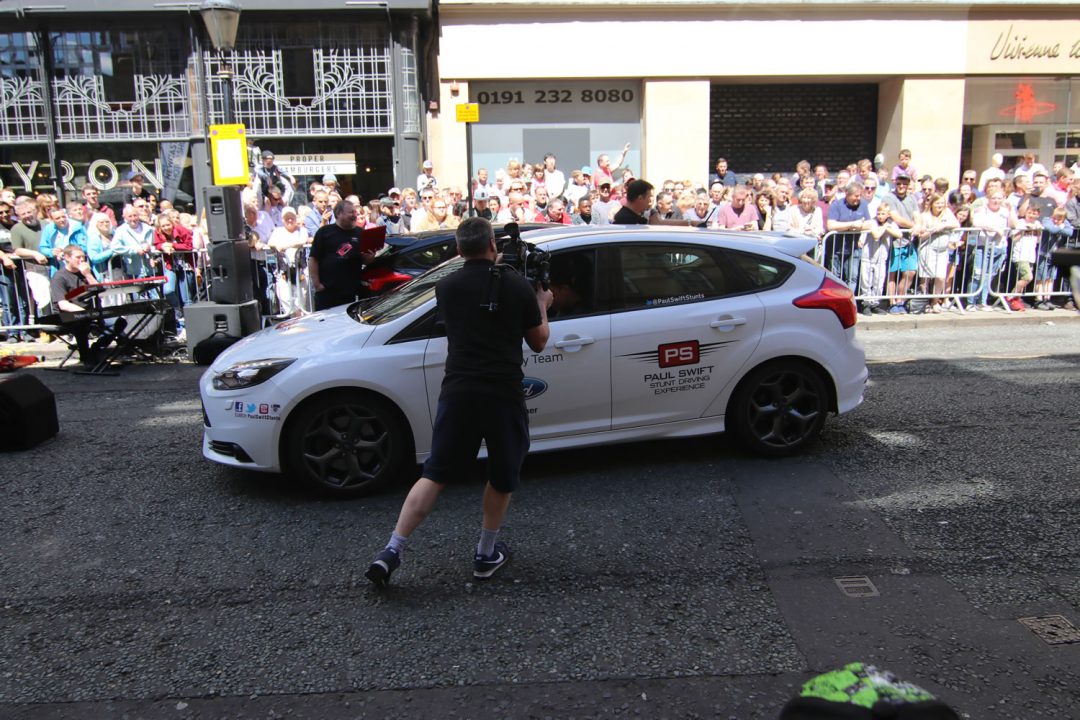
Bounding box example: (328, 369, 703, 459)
(1, 269, 30, 338)
(969, 246, 1006, 306)
(163, 265, 195, 321)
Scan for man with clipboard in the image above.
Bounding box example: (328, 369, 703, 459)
(308, 200, 385, 310)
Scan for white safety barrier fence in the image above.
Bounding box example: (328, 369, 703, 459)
(816, 225, 1078, 315)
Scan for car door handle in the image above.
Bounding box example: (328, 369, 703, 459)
(710, 316, 747, 330)
(553, 335, 595, 349)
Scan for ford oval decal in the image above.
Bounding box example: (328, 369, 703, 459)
(522, 377, 548, 400)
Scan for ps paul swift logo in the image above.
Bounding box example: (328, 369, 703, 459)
(658, 340, 700, 368)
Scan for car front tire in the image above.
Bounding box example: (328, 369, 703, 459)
(727, 360, 830, 456)
(284, 390, 410, 498)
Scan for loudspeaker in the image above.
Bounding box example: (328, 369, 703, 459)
(204, 185, 245, 243)
(209, 240, 254, 304)
(184, 300, 261, 356)
(0, 374, 59, 451)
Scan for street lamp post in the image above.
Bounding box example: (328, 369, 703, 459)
(199, 0, 242, 124)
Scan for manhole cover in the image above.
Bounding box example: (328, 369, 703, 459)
(834, 576, 879, 598)
(1018, 615, 1080, 645)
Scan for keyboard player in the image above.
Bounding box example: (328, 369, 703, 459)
(49, 244, 100, 364)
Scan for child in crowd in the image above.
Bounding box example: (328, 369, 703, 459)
(1034, 206, 1074, 310)
(886, 215, 918, 314)
(1007, 201, 1042, 311)
(859, 203, 901, 315)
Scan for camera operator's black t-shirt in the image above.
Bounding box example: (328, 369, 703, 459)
(310, 223, 366, 296)
(613, 206, 648, 225)
(437, 258, 541, 401)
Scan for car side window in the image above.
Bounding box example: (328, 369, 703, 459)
(547, 249, 597, 320)
(614, 243, 745, 311)
(722, 249, 794, 290)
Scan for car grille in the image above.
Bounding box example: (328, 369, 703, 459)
(208, 440, 253, 463)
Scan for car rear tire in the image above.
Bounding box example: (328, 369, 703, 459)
(727, 360, 829, 456)
(284, 390, 410, 498)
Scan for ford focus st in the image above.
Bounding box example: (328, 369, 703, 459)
(201, 226, 867, 498)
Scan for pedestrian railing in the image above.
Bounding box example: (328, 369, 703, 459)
(816, 225, 1077, 314)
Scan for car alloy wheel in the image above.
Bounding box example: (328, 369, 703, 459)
(286, 391, 408, 497)
(729, 361, 829, 455)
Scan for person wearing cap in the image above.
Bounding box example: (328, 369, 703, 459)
(469, 187, 493, 220)
(416, 160, 437, 192)
(255, 151, 295, 204)
(122, 170, 155, 208)
(321, 173, 338, 193)
(375, 196, 405, 236)
(591, 180, 619, 225)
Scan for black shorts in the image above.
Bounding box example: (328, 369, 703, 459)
(422, 393, 530, 493)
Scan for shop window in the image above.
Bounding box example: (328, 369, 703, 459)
(994, 130, 1041, 151)
(101, 50, 136, 104)
(1055, 131, 1080, 168)
(281, 47, 316, 102)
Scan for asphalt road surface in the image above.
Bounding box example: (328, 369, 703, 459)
(2, 322, 1079, 719)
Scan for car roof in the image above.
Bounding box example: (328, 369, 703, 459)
(529, 225, 818, 260)
(386, 222, 559, 249)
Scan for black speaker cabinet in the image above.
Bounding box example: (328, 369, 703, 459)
(209, 240, 254, 304)
(204, 185, 245, 243)
(0, 374, 59, 451)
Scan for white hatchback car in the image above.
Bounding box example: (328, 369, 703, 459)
(201, 227, 867, 497)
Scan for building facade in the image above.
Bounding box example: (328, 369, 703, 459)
(0, 0, 437, 209)
(428, 0, 1079, 190)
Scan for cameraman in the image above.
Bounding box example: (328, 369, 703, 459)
(366, 217, 552, 587)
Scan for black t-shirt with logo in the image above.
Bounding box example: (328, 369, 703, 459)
(436, 259, 541, 401)
(310, 223, 366, 296)
(613, 206, 648, 225)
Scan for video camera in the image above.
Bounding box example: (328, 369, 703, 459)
(497, 222, 550, 290)
(483, 223, 550, 313)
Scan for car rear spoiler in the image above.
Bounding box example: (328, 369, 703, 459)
(761, 233, 819, 259)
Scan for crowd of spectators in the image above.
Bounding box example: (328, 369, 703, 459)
(3, 147, 1080, 344)
(0, 173, 212, 343)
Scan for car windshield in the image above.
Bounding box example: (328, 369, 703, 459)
(352, 256, 466, 325)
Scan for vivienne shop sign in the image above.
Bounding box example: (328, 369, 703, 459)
(967, 19, 1080, 74)
(0, 159, 166, 194)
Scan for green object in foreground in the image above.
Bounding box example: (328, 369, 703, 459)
(799, 662, 938, 708)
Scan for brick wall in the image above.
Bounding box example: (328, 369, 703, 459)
(709, 83, 878, 176)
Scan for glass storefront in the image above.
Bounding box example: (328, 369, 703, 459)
(963, 77, 1079, 175)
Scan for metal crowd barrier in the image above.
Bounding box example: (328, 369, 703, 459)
(816, 224, 1078, 314)
(0, 255, 52, 328)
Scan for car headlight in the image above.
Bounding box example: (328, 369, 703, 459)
(212, 358, 296, 390)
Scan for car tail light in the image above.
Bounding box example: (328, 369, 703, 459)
(793, 276, 857, 329)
